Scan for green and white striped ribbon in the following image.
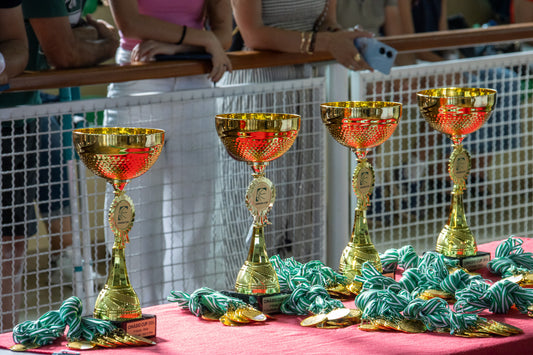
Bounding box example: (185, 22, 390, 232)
(12, 296, 116, 346)
(270, 255, 348, 291)
(280, 284, 344, 315)
(454, 278, 533, 314)
(487, 236, 533, 277)
(356, 254, 474, 299)
(380, 245, 420, 272)
(168, 287, 247, 317)
(355, 288, 481, 334)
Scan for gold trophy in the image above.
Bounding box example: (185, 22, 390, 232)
(73, 127, 164, 337)
(320, 101, 401, 280)
(215, 113, 300, 303)
(417, 88, 497, 270)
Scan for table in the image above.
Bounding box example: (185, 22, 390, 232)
(1, 238, 532, 355)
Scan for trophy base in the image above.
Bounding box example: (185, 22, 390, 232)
(221, 290, 291, 314)
(110, 314, 157, 338)
(443, 251, 491, 271)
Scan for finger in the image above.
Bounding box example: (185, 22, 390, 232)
(209, 66, 224, 83)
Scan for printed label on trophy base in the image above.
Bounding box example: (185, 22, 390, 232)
(444, 251, 491, 271)
(111, 314, 157, 338)
(221, 291, 291, 314)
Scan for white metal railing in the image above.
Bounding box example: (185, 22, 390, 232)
(1, 49, 532, 333)
(0, 77, 327, 332)
(346, 51, 533, 256)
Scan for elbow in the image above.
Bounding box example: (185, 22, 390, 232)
(113, 20, 141, 39)
(46, 50, 79, 69)
(220, 35, 233, 51)
(241, 37, 264, 51)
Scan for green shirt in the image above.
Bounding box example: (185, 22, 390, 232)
(0, 0, 84, 109)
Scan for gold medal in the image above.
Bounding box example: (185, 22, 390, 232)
(345, 308, 362, 323)
(201, 312, 222, 321)
(397, 319, 426, 333)
(241, 308, 267, 322)
(300, 314, 327, 327)
(229, 309, 250, 323)
(126, 333, 156, 345)
(358, 323, 380, 332)
(67, 340, 96, 350)
(326, 308, 351, 320)
(220, 314, 239, 326)
(10, 343, 40, 352)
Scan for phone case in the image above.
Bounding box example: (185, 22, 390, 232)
(354, 37, 397, 74)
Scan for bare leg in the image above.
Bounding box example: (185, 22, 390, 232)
(48, 216, 73, 253)
(1, 236, 26, 332)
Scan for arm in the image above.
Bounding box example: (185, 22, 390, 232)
(397, 0, 444, 62)
(109, 0, 232, 82)
(515, 0, 533, 23)
(206, 0, 233, 50)
(0, 4, 28, 84)
(29, 14, 118, 69)
(384, 3, 416, 65)
(232, 0, 373, 70)
(109, 0, 227, 54)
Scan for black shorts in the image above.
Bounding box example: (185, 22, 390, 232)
(1, 120, 38, 237)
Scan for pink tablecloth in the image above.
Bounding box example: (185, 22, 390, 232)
(1, 238, 532, 355)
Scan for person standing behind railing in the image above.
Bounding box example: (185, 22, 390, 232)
(0, 0, 118, 332)
(218, 0, 372, 266)
(0, 0, 28, 86)
(0, 0, 29, 333)
(104, 0, 233, 305)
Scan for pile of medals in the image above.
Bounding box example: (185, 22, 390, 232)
(356, 317, 522, 337)
(10, 296, 155, 352)
(358, 318, 426, 333)
(208, 305, 268, 326)
(66, 329, 155, 350)
(168, 288, 269, 326)
(326, 283, 361, 300)
(300, 308, 362, 328)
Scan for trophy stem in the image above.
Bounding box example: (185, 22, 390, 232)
(94, 186, 142, 321)
(94, 242, 142, 320)
(235, 223, 280, 295)
(339, 158, 382, 280)
(234, 166, 280, 295)
(436, 143, 477, 257)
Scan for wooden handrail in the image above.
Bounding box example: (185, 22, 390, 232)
(6, 23, 533, 93)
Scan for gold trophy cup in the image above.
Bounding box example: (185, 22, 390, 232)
(73, 127, 164, 336)
(215, 113, 300, 297)
(417, 88, 497, 270)
(320, 101, 401, 280)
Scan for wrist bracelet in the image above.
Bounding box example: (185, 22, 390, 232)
(307, 31, 317, 54)
(299, 32, 307, 53)
(176, 26, 188, 45)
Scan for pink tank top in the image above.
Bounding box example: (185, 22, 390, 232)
(121, 0, 206, 51)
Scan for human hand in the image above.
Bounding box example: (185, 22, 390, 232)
(326, 29, 374, 71)
(131, 40, 180, 62)
(85, 14, 119, 46)
(72, 24, 98, 41)
(203, 33, 232, 83)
